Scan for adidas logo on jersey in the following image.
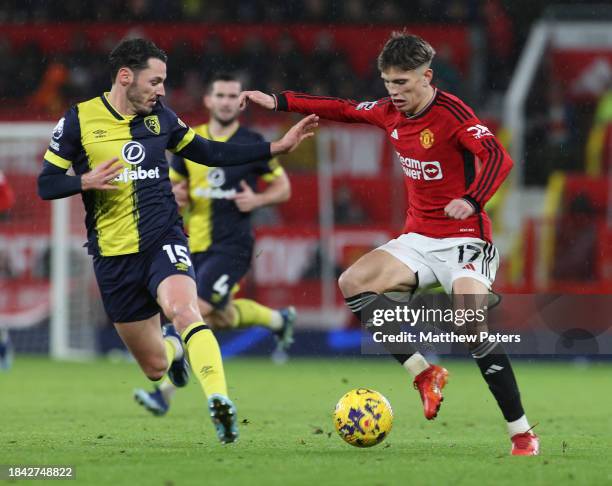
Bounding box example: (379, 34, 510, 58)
(114, 166, 160, 183)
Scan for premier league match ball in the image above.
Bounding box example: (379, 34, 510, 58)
(333, 388, 393, 447)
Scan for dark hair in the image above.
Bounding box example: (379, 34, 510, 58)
(206, 73, 242, 93)
(109, 38, 168, 82)
(377, 32, 436, 72)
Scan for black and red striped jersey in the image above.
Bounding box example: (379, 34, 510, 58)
(274, 89, 513, 242)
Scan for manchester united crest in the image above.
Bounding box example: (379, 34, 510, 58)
(144, 115, 160, 135)
(420, 128, 434, 149)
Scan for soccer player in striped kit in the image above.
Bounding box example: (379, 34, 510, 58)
(37, 38, 317, 444)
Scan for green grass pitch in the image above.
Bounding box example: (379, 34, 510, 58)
(1, 357, 610, 485)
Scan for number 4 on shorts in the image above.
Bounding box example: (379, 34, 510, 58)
(213, 274, 230, 297)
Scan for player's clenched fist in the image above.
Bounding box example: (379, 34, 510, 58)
(230, 180, 260, 213)
(444, 198, 475, 220)
(81, 157, 123, 191)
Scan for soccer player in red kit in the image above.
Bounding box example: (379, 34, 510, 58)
(240, 32, 539, 455)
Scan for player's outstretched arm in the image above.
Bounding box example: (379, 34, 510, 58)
(240, 90, 387, 128)
(38, 157, 122, 200)
(177, 114, 318, 166)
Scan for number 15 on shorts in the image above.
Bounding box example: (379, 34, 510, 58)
(163, 244, 192, 267)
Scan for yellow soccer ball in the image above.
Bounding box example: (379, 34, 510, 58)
(333, 388, 393, 447)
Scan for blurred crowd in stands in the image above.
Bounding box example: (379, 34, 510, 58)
(1, 0, 605, 186)
(0, 0, 519, 118)
(1, 0, 484, 24)
(0, 29, 476, 117)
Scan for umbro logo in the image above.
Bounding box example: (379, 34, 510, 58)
(485, 364, 504, 375)
(200, 365, 214, 376)
(175, 262, 189, 272)
(391, 129, 399, 140)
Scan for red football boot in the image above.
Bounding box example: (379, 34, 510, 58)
(413, 364, 448, 420)
(511, 432, 540, 456)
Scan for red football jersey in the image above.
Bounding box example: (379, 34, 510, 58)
(275, 89, 513, 242)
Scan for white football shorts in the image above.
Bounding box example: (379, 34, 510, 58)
(377, 232, 499, 293)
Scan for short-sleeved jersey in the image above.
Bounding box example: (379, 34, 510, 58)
(276, 89, 513, 242)
(170, 124, 283, 255)
(43, 93, 196, 256)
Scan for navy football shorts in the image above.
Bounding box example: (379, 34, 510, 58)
(191, 249, 252, 310)
(93, 225, 196, 323)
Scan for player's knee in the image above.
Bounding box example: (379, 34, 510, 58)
(164, 302, 201, 331)
(143, 357, 168, 381)
(338, 266, 368, 296)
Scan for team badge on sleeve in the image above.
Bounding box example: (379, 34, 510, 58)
(356, 101, 377, 111)
(144, 115, 161, 135)
(467, 124, 493, 139)
(420, 128, 434, 149)
(52, 118, 65, 139)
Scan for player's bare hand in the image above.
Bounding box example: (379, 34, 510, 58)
(172, 180, 189, 208)
(239, 90, 276, 111)
(230, 180, 260, 212)
(81, 157, 122, 191)
(270, 114, 319, 155)
(444, 198, 475, 220)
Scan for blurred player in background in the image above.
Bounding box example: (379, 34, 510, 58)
(0, 169, 15, 370)
(241, 32, 539, 455)
(37, 38, 318, 443)
(134, 73, 297, 416)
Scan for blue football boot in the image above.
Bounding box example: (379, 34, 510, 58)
(134, 387, 169, 416)
(274, 306, 296, 351)
(208, 394, 238, 444)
